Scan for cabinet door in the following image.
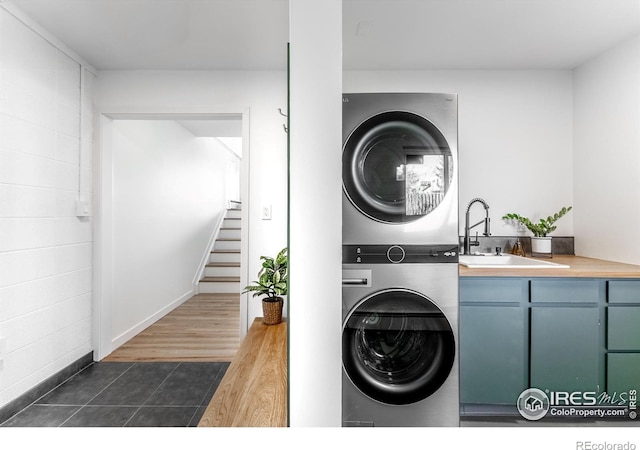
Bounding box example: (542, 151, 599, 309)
(460, 305, 527, 405)
(530, 306, 601, 393)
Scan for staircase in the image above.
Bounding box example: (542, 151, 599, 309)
(199, 207, 242, 294)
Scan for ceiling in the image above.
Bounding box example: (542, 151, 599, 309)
(177, 116, 242, 138)
(177, 117, 243, 154)
(343, 0, 640, 70)
(6, 0, 640, 71)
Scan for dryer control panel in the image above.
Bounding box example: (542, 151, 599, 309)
(342, 244, 459, 264)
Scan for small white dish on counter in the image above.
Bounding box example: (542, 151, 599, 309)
(459, 254, 570, 269)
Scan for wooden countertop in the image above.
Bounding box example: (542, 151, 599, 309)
(459, 255, 640, 278)
(198, 318, 287, 427)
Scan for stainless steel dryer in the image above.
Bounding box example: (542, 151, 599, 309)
(342, 93, 458, 245)
(342, 244, 459, 427)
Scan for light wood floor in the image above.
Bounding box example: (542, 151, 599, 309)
(103, 293, 241, 362)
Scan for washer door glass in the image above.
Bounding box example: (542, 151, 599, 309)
(342, 289, 455, 405)
(343, 111, 453, 223)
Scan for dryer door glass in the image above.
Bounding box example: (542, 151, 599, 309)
(343, 111, 453, 223)
(342, 289, 456, 405)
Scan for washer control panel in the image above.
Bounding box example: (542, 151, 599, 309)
(343, 244, 459, 264)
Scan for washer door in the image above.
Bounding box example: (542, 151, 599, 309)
(342, 289, 455, 405)
(343, 111, 453, 223)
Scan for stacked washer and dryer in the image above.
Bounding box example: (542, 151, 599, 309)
(341, 93, 460, 427)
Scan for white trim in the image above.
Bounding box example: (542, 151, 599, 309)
(0, 1, 97, 74)
(93, 107, 251, 360)
(92, 114, 115, 361)
(239, 114, 250, 340)
(111, 290, 194, 350)
(193, 211, 226, 292)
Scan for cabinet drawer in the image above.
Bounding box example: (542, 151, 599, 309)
(608, 307, 640, 350)
(459, 278, 526, 303)
(609, 280, 640, 304)
(531, 279, 602, 303)
(607, 353, 640, 393)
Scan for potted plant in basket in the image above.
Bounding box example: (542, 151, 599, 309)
(243, 247, 288, 325)
(502, 206, 572, 256)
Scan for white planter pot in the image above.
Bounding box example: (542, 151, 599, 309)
(531, 236, 552, 255)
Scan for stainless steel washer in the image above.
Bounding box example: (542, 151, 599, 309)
(342, 245, 459, 427)
(342, 93, 458, 246)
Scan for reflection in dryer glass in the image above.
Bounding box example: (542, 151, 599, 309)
(405, 155, 452, 216)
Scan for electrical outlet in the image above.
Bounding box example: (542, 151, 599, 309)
(261, 205, 272, 220)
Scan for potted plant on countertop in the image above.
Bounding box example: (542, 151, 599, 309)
(243, 247, 288, 325)
(502, 206, 572, 256)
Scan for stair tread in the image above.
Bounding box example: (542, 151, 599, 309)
(211, 249, 240, 254)
(201, 276, 241, 282)
(207, 262, 241, 267)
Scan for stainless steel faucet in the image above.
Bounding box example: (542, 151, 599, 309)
(464, 198, 491, 255)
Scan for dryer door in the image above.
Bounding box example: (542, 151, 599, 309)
(343, 111, 453, 223)
(342, 288, 455, 405)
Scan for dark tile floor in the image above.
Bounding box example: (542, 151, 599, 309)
(0, 361, 229, 427)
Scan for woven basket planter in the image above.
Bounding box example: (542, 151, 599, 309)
(262, 297, 284, 325)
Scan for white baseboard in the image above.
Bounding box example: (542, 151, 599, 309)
(110, 289, 194, 350)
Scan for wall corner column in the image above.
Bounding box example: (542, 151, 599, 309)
(288, 0, 343, 427)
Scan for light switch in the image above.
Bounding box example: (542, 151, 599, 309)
(76, 200, 92, 217)
(261, 205, 272, 220)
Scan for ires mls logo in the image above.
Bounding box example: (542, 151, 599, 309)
(517, 388, 550, 421)
(549, 391, 598, 406)
(517, 388, 639, 421)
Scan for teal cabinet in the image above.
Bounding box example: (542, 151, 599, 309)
(529, 279, 604, 393)
(530, 279, 603, 303)
(530, 306, 601, 393)
(460, 276, 611, 409)
(608, 307, 640, 350)
(607, 354, 640, 393)
(607, 279, 640, 394)
(609, 280, 640, 303)
(459, 278, 527, 406)
(460, 305, 527, 404)
(460, 278, 527, 303)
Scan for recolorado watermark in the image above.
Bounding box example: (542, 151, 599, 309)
(576, 442, 637, 450)
(517, 388, 638, 421)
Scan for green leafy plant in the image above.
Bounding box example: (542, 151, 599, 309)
(242, 247, 288, 302)
(502, 206, 572, 237)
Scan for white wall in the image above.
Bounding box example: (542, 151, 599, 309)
(110, 120, 239, 346)
(289, 0, 342, 427)
(0, 7, 94, 408)
(95, 70, 288, 330)
(573, 34, 640, 265)
(2, 0, 638, 424)
(343, 70, 575, 238)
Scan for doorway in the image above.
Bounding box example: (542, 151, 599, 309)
(93, 110, 250, 361)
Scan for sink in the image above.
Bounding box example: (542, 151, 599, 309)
(459, 254, 570, 269)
